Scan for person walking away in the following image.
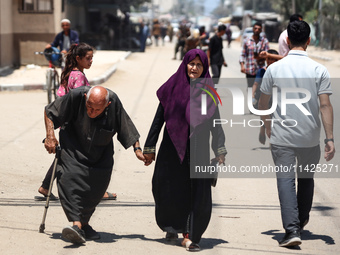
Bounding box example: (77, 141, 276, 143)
(207, 24, 227, 84)
(139, 19, 150, 52)
(258, 21, 335, 247)
(152, 19, 161, 47)
(167, 22, 174, 43)
(226, 24, 232, 48)
(172, 24, 190, 60)
(160, 22, 168, 46)
(278, 14, 303, 56)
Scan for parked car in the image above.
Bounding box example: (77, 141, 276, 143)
(230, 25, 241, 40)
(241, 27, 254, 44)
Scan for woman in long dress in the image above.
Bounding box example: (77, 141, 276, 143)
(143, 49, 227, 251)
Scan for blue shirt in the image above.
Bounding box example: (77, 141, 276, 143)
(51, 30, 79, 51)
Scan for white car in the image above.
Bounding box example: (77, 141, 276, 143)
(241, 27, 254, 43)
(171, 22, 179, 34)
(230, 25, 241, 40)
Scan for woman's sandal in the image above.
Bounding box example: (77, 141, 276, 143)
(182, 234, 200, 252)
(182, 240, 200, 252)
(186, 242, 200, 252)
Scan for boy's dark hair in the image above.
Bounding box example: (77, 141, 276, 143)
(218, 24, 226, 32)
(287, 21, 310, 47)
(253, 22, 262, 28)
(268, 49, 279, 55)
(289, 14, 303, 23)
(199, 26, 205, 34)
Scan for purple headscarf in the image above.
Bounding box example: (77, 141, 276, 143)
(157, 49, 217, 162)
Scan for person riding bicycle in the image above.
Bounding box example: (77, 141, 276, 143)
(45, 19, 79, 55)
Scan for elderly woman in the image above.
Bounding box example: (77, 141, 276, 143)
(143, 49, 227, 251)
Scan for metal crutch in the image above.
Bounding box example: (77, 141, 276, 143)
(39, 141, 61, 233)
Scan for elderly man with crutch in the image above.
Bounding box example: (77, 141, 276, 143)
(40, 86, 145, 244)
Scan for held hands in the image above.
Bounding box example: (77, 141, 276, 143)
(216, 154, 225, 165)
(143, 153, 155, 166)
(133, 141, 146, 163)
(135, 149, 146, 162)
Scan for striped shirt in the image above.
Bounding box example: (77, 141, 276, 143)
(239, 36, 269, 75)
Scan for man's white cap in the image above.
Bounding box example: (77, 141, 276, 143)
(61, 19, 71, 24)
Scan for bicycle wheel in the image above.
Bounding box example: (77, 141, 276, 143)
(46, 69, 53, 104)
(52, 70, 60, 101)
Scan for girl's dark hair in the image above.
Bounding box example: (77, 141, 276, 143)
(60, 42, 94, 89)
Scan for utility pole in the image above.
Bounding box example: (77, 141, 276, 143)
(318, 0, 322, 47)
(292, 0, 296, 14)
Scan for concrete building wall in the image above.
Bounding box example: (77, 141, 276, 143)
(7, 0, 67, 66)
(0, 0, 14, 67)
(67, 4, 89, 35)
(154, 0, 176, 14)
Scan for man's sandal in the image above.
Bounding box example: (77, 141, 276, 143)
(165, 232, 178, 241)
(101, 192, 117, 200)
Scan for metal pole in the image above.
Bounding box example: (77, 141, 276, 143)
(318, 0, 322, 48)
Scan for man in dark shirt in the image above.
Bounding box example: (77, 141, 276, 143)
(45, 19, 79, 55)
(207, 24, 227, 84)
(44, 86, 145, 244)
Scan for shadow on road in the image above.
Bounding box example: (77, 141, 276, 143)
(50, 232, 228, 250)
(261, 228, 335, 248)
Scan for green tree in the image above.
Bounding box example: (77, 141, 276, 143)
(320, 0, 340, 49)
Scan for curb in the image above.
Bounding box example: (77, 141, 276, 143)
(89, 51, 132, 85)
(0, 51, 132, 92)
(309, 54, 332, 62)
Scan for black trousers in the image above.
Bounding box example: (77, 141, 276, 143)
(246, 73, 256, 87)
(211, 64, 222, 84)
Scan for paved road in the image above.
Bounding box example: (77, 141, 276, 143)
(0, 41, 339, 254)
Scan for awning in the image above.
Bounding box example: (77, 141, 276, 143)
(218, 16, 232, 24)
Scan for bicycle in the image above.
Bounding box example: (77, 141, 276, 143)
(34, 47, 63, 104)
